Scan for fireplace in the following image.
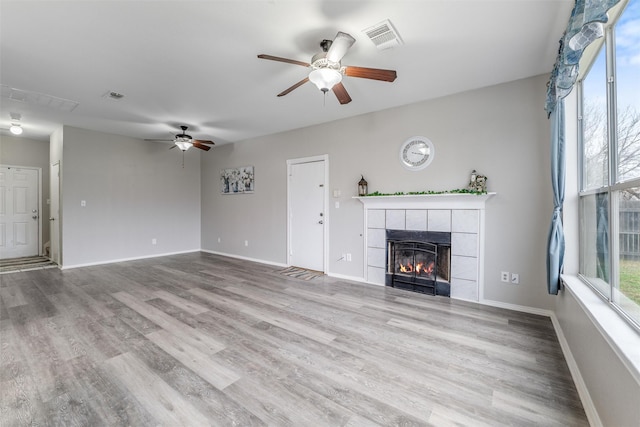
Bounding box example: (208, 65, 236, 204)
(386, 230, 451, 296)
(358, 193, 494, 301)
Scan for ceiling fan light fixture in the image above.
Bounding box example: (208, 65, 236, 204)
(175, 140, 192, 151)
(9, 124, 23, 135)
(309, 68, 342, 93)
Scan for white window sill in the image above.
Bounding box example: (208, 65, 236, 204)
(561, 275, 640, 385)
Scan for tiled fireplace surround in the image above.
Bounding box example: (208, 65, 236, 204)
(357, 194, 495, 302)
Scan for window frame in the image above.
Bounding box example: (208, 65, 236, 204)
(577, 13, 640, 332)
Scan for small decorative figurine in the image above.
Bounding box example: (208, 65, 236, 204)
(358, 175, 368, 196)
(468, 170, 488, 192)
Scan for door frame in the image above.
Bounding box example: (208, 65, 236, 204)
(50, 161, 61, 265)
(286, 154, 329, 272)
(0, 164, 43, 257)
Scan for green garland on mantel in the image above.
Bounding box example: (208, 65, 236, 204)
(363, 188, 487, 197)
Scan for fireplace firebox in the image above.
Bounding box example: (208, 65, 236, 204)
(386, 230, 451, 296)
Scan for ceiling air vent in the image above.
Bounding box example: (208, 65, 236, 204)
(103, 90, 125, 100)
(363, 19, 403, 50)
(1, 84, 79, 112)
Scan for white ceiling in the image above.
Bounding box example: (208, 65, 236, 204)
(0, 0, 573, 144)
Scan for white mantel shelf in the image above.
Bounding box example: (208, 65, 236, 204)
(355, 192, 496, 210)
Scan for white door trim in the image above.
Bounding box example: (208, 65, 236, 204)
(286, 154, 329, 273)
(50, 161, 61, 265)
(0, 164, 43, 257)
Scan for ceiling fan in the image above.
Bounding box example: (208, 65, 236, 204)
(145, 126, 215, 151)
(258, 31, 397, 105)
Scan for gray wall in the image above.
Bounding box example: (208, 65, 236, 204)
(0, 134, 50, 252)
(60, 126, 201, 267)
(201, 74, 556, 311)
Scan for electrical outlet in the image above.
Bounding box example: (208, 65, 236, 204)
(511, 273, 520, 284)
(217, 237, 221, 243)
(346, 253, 352, 262)
(244, 240, 248, 247)
(151, 238, 157, 245)
(501, 271, 509, 282)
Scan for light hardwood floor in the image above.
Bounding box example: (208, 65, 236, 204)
(0, 252, 587, 426)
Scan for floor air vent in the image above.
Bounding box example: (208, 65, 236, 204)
(363, 19, 403, 50)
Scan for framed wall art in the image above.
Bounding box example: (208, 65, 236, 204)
(221, 166, 254, 194)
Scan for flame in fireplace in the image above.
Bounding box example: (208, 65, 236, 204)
(398, 261, 435, 275)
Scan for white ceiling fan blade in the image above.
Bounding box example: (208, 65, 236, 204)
(326, 32, 355, 63)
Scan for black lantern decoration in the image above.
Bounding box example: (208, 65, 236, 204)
(358, 175, 368, 196)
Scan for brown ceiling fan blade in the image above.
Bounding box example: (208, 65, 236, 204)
(193, 139, 215, 145)
(257, 54, 310, 67)
(332, 82, 352, 105)
(192, 142, 211, 151)
(277, 77, 310, 97)
(344, 66, 397, 82)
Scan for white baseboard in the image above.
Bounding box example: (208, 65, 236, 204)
(60, 249, 200, 270)
(202, 251, 372, 283)
(479, 298, 554, 317)
(326, 272, 368, 284)
(200, 249, 287, 268)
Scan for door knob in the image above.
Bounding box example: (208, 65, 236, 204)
(49, 217, 55, 221)
(32, 215, 38, 220)
(318, 220, 323, 224)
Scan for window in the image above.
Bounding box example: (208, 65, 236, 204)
(581, 47, 608, 190)
(578, 0, 640, 329)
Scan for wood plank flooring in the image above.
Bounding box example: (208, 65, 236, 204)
(0, 252, 588, 426)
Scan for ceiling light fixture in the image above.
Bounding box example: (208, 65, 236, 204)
(308, 55, 344, 93)
(308, 68, 343, 93)
(174, 137, 192, 151)
(9, 124, 22, 135)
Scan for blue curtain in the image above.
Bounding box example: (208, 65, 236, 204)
(596, 193, 610, 282)
(544, 0, 621, 295)
(547, 100, 566, 295)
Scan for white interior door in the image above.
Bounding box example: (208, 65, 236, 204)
(289, 159, 326, 271)
(50, 162, 60, 264)
(0, 166, 39, 259)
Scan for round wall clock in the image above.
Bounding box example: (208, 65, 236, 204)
(399, 136, 434, 171)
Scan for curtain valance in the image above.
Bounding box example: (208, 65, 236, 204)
(545, 0, 622, 116)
